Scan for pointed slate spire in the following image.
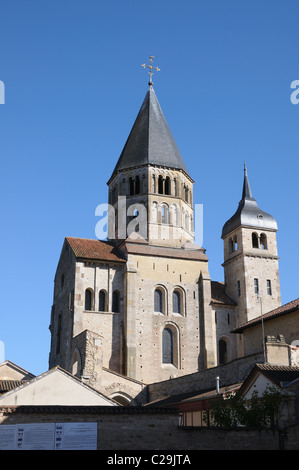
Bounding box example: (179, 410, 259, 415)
(242, 162, 253, 200)
(110, 85, 189, 179)
(221, 164, 277, 238)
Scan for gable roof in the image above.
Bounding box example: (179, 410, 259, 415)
(66, 237, 126, 263)
(0, 366, 118, 406)
(109, 85, 190, 180)
(239, 363, 299, 396)
(233, 298, 299, 333)
(0, 360, 35, 381)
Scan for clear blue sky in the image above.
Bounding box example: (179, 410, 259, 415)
(1, 0, 298, 376)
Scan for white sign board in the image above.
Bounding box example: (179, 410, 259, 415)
(0, 422, 97, 450)
(55, 422, 97, 450)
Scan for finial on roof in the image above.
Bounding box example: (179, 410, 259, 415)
(141, 56, 160, 86)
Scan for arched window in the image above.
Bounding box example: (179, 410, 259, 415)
(99, 289, 107, 311)
(152, 175, 156, 193)
(158, 175, 164, 194)
(161, 204, 169, 224)
(112, 290, 120, 312)
(260, 233, 267, 249)
(154, 288, 164, 313)
(165, 176, 171, 195)
(85, 289, 93, 311)
(173, 291, 181, 314)
(172, 204, 179, 226)
(152, 202, 158, 222)
(229, 238, 234, 253)
(219, 339, 227, 365)
(135, 175, 140, 194)
(162, 328, 173, 364)
(185, 187, 189, 203)
(185, 212, 189, 231)
(252, 232, 259, 248)
(234, 235, 238, 251)
(173, 178, 177, 196)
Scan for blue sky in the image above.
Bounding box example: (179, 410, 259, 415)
(0, 0, 298, 376)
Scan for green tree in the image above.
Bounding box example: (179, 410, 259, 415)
(207, 385, 283, 428)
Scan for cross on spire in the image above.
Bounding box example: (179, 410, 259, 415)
(141, 56, 160, 85)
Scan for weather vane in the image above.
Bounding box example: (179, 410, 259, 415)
(141, 56, 160, 85)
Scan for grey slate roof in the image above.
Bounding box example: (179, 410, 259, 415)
(110, 85, 190, 178)
(222, 164, 277, 238)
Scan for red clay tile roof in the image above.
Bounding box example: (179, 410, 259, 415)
(233, 298, 299, 333)
(211, 281, 236, 306)
(66, 237, 126, 263)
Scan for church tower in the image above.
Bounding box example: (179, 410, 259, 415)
(49, 62, 216, 401)
(107, 82, 194, 248)
(221, 164, 281, 330)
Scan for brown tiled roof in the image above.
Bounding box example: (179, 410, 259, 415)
(66, 237, 126, 263)
(0, 380, 28, 394)
(255, 364, 299, 385)
(233, 298, 299, 333)
(240, 364, 299, 393)
(211, 281, 236, 307)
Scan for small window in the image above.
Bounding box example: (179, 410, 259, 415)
(85, 289, 93, 311)
(219, 339, 227, 365)
(173, 291, 181, 314)
(165, 176, 171, 195)
(260, 233, 267, 250)
(267, 280, 272, 296)
(112, 290, 120, 312)
(99, 290, 107, 311)
(135, 175, 140, 194)
(158, 175, 164, 194)
(161, 204, 169, 224)
(254, 278, 259, 295)
(154, 288, 163, 313)
(252, 233, 259, 248)
(162, 328, 173, 364)
(185, 187, 189, 203)
(234, 236, 238, 251)
(129, 177, 134, 196)
(60, 274, 64, 289)
(174, 178, 177, 196)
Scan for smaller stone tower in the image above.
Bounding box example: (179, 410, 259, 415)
(221, 164, 281, 332)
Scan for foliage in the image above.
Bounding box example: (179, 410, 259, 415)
(206, 385, 283, 429)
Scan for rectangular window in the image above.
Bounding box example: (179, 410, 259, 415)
(237, 280, 241, 297)
(254, 278, 259, 295)
(267, 280, 272, 296)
